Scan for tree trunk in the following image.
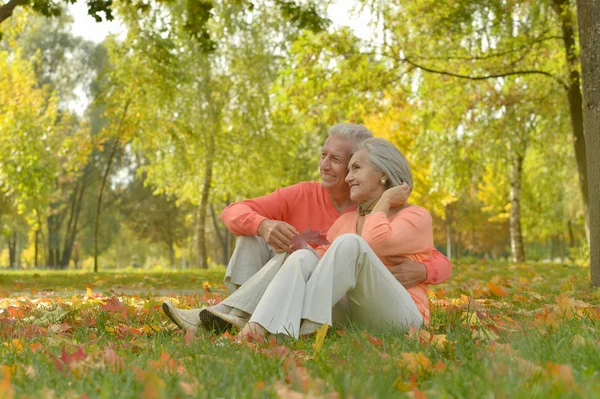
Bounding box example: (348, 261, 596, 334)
(181, 235, 187, 269)
(168, 241, 175, 268)
(34, 229, 39, 268)
(196, 132, 215, 269)
(445, 207, 453, 260)
(94, 137, 120, 273)
(553, 0, 590, 244)
(210, 203, 229, 265)
(576, 0, 600, 286)
(510, 154, 526, 262)
(8, 230, 16, 268)
(94, 99, 131, 273)
(61, 176, 86, 268)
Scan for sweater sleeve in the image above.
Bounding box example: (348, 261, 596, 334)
(422, 248, 452, 284)
(361, 207, 433, 257)
(220, 184, 302, 236)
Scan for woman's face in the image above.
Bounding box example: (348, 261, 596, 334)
(345, 149, 386, 203)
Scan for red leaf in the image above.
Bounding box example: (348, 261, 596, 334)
(100, 297, 124, 312)
(54, 346, 86, 372)
(290, 229, 329, 250)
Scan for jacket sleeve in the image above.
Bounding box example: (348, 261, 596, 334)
(220, 184, 302, 236)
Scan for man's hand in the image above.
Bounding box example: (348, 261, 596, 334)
(387, 256, 427, 288)
(257, 220, 299, 253)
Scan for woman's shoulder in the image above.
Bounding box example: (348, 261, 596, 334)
(396, 205, 432, 221)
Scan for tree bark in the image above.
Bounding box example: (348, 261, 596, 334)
(94, 99, 131, 273)
(196, 131, 215, 269)
(210, 203, 229, 265)
(60, 176, 86, 268)
(553, 0, 590, 244)
(0, 0, 25, 24)
(94, 136, 120, 273)
(576, 0, 600, 286)
(510, 154, 526, 262)
(34, 229, 39, 268)
(8, 230, 16, 268)
(445, 206, 453, 260)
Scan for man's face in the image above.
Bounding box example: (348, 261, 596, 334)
(319, 136, 354, 193)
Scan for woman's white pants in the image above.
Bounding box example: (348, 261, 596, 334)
(244, 233, 423, 337)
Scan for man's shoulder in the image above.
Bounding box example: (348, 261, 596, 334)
(280, 181, 323, 194)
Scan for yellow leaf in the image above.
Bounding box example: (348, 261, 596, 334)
(431, 334, 448, 348)
(86, 287, 94, 299)
(312, 324, 329, 354)
(572, 335, 586, 347)
(398, 352, 432, 375)
(393, 376, 413, 392)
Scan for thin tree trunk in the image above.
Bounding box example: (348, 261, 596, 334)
(94, 99, 131, 273)
(8, 230, 16, 268)
(181, 235, 186, 269)
(61, 176, 86, 268)
(168, 241, 175, 268)
(210, 203, 229, 265)
(567, 219, 575, 248)
(34, 229, 39, 268)
(553, 0, 590, 244)
(94, 137, 120, 273)
(510, 154, 526, 262)
(196, 132, 215, 269)
(576, 0, 600, 286)
(445, 207, 452, 260)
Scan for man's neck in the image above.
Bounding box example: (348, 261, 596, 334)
(329, 190, 355, 213)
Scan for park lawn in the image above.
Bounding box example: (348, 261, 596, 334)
(1, 261, 600, 398)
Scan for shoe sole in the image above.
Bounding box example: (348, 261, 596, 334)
(162, 302, 184, 331)
(199, 308, 232, 333)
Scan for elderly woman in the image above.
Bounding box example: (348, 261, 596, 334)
(233, 137, 433, 340)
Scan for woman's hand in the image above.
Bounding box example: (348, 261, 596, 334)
(381, 182, 411, 208)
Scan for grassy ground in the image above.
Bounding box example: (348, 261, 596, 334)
(1, 261, 599, 398)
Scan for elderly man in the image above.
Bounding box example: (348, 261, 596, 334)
(163, 123, 451, 333)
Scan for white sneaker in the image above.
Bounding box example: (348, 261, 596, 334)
(161, 300, 202, 334)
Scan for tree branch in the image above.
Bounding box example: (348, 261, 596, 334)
(391, 34, 562, 62)
(0, 0, 26, 24)
(401, 56, 569, 91)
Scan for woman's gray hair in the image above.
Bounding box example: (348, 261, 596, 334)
(359, 137, 413, 190)
(328, 123, 373, 153)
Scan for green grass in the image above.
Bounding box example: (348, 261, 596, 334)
(1, 262, 600, 398)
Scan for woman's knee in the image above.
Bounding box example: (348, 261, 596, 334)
(331, 233, 366, 251)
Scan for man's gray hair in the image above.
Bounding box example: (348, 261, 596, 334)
(359, 137, 413, 190)
(328, 123, 374, 152)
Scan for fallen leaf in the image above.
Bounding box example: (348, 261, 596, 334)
(313, 324, 329, 354)
(362, 332, 383, 346)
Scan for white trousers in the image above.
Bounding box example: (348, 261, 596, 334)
(249, 234, 423, 337)
(221, 236, 286, 315)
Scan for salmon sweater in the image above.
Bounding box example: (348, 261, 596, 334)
(316, 206, 434, 324)
(221, 181, 451, 284)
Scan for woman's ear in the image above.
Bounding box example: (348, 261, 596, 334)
(379, 174, 387, 185)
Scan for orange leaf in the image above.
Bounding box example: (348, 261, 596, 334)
(486, 282, 507, 297)
(362, 332, 383, 346)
